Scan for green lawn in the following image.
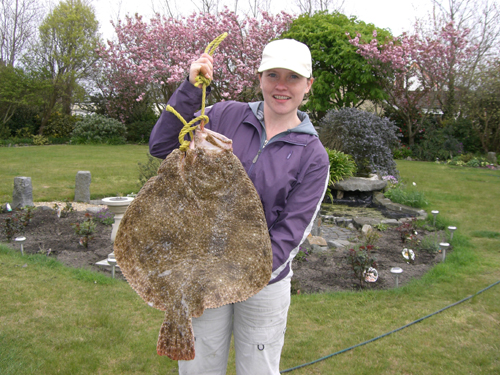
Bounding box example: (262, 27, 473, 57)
(0, 145, 150, 203)
(1, 151, 499, 374)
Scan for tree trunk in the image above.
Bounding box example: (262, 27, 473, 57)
(38, 92, 58, 135)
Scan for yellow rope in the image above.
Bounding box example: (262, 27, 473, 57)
(166, 32, 228, 152)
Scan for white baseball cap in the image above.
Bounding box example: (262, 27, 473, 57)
(257, 39, 312, 78)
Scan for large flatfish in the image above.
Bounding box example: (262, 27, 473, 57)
(114, 127, 273, 361)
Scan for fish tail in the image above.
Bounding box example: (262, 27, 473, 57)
(156, 314, 195, 361)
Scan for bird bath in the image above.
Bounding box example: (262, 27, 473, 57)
(101, 196, 134, 242)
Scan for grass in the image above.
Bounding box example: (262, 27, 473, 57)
(383, 183, 428, 208)
(0, 145, 149, 202)
(1, 154, 500, 374)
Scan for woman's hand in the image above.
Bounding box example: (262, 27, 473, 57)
(189, 53, 214, 87)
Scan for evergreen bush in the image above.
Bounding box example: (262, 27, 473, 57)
(126, 120, 156, 143)
(320, 108, 400, 177)
(71, 114, 127, 144)
(44, 112, 80, 138)
(392, 144, 413, 159)
(2, 105, 41, 138)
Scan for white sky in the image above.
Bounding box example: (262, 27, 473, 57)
(91, 0, 432, 42)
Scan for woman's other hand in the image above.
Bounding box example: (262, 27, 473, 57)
(189, 53, 214, 87)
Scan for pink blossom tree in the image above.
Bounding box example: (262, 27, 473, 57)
(97, 8, 292, 121)
(349, 22, 474, 146)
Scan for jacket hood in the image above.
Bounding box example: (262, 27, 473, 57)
(248, 101, 318, 138)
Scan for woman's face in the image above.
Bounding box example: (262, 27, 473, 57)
(259, 68, 313, 118)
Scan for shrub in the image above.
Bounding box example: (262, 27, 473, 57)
(446, 155, 491, 168)
(126, 120, 156, 143)
(466, 158, 481, 167)
(320, 108, 400, 177)
(448, 118, 482, 154)
(3, 104, 41, 138)
(0, 137, 33, 146)
(43, 112, 80, 138)
(71, 114, 127, 144)
(392, 144, 413, 159)
(411, 122, 476, 161)
(32, 135, 50, 145)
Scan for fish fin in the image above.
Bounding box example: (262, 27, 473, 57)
(156, 313, 195, 360)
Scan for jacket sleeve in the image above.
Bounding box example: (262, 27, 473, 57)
(269, 145, 330, 282)
(149, 79, 206, 159)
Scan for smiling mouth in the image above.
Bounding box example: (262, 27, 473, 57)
(273, 95, 291, 100)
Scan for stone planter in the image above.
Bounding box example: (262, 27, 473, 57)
(101, 196, 134, 242)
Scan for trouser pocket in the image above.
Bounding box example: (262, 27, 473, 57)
(234, 322, 287, 375)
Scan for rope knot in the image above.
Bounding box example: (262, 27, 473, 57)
(166, 32, 228, 152)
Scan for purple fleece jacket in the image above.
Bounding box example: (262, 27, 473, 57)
(149, 79, 330, 284)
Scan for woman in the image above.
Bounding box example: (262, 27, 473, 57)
(149, 39, 329, 375)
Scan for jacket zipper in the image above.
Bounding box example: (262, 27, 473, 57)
(252, 140, 268, 164)
(248, 137, 307, 175)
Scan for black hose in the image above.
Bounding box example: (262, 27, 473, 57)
(280, 280, 500, 373)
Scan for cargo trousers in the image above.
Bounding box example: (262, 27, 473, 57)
(178, 275, 291, 375)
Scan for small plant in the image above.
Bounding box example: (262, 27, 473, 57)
(374, 223, 388, 231)
(295, 246, 310, 263)
(396, 219, 418, 244)
(38, 243, 52, 256)
(418, 235, 441, 253)
(382, 175, 398, 188)
(18, 206, 35, 227)
(363, 228, 381, 247)
(347, 245, 377, 287)
(325, 148, 358, 184)
(72, 213, 97, 248)
(1, 214, 23, 242)
(94, 208, 114, 225)
(324, 148, 358, 201)
(54, 201, 75, 218)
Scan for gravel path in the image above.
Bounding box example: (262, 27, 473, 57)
(33, 201, 106, 212)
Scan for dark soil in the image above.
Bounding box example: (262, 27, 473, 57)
(1, 208, 114, 276)
(1, 207, 448, 293)
(291, 224, 447, 293)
